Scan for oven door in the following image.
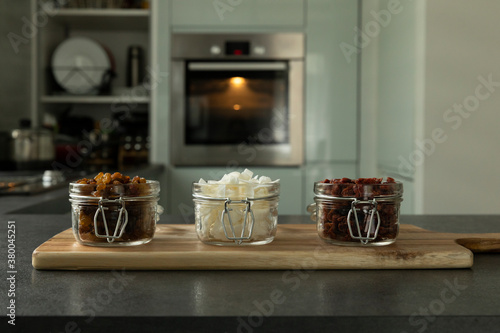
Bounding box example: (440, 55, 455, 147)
(171, 60, 303, 166)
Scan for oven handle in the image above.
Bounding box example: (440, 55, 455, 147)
(188, 62, 287, 71)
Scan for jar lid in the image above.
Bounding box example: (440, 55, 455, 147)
(192, 181, 279, 200)
(69, 180, 160, 200)
(314, 180, 403, 199)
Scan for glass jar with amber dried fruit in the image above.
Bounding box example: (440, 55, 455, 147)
(308, 178, 403, 246)
(69, 172, 161, 246)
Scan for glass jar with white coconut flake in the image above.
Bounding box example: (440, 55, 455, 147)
(192, 169, 280, 246)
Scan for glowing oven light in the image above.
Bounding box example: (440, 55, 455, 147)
(230, 77, 245, 86)
(233, 104, 241, 110)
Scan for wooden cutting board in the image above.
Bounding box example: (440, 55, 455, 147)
(32, 224, 500, 270)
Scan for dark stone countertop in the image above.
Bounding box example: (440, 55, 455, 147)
(1, 214, 500, 333)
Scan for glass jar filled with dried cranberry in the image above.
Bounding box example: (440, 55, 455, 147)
(310, 178, 403, 246)
(69, 172, 161, 247)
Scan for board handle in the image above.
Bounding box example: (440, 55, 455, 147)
(456, 238, 500, 253)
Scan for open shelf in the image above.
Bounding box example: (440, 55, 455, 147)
(45, 9, 150, 30)
(34, 4, 153, 128)
(41, 94, 149, 104)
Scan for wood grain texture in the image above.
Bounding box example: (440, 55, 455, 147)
(31, 224, 500, 271)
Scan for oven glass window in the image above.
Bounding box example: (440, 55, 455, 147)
(185, 62, 288, 145)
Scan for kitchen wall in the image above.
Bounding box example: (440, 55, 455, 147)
(0, 0, 32, 132)
(361, 0, 500, 214)
(422, 0, 500, 214)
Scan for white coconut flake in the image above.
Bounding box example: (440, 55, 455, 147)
(200, 169, 277, 197)
(259, 176, 272, 184)
(240, 168, 253, 180)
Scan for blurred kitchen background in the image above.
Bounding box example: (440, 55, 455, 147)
(0, 0, 499, 215)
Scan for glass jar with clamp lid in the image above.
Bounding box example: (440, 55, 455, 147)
(192, 181, 280, 246)
(69, 178, 161, 246)
(309, 178, 403, 246)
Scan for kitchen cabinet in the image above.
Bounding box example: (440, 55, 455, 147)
(305, 0, 358, 164)
(300, 0, 359, 210)
(359, 0, 423, 214)
(171, 0, 305, 29)
(368, 0, 419, 177)
(31, 1, 152, 127)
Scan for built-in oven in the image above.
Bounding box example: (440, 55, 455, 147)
(171, 33, 304, 166)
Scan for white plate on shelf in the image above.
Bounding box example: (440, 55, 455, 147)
(51, 37, 111, 95)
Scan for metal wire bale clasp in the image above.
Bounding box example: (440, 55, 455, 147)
(221, 198, 255, 244)
(93, 197, 129, 243)
(346, 199, 381, 245)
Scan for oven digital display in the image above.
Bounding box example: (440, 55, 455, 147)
(225, 41, 250, 56)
